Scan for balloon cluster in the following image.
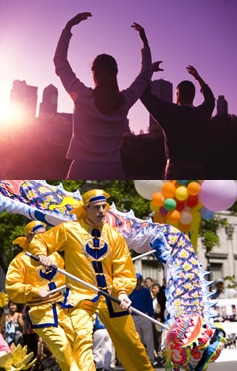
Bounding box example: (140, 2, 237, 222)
(134, 180, 237, 233)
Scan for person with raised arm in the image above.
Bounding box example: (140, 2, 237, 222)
(54, 12, 152, 179)
(140, 63, 215, 179)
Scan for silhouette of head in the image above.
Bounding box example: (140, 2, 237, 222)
(92, 54, 118, 76)
(176, 80, 195, 105)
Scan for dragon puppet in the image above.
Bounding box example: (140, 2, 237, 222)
(0, 180, 226, 371)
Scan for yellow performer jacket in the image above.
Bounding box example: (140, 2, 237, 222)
(6, 247, 67, 328)
(28, 219, 136, 306)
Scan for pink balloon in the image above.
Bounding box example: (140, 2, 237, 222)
(199, 180, 237, 211)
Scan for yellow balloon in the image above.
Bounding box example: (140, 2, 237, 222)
(175, 186, 188, 201)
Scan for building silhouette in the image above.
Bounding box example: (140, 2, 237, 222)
(39, 84, 58, 115)
(217, 95, 228, 115)
(10, 80, 38, 119)
(149, 79, 173, 133)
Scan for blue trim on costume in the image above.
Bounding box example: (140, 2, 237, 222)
(85, 241, 108, 259)
(48, 282, 56, 291)
(32, 224, 45, 233)
(60, 287, 74, 308)
(39, 267, 57, 281)
(106, 297, 129, 318)
(89, 195, 106, 203)
(30, 303, 59, 328)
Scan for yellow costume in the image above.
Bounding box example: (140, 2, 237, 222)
(29, 190, 154, 371)
(5, 221, 75, 371)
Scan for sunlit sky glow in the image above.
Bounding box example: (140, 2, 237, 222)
(0, 0, 236, 133)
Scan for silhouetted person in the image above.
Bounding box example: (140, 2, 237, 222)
(141, 64, 215, 179)
(53, 12, 152, 179)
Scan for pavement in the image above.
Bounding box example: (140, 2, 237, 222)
(110, 348, 237, 370)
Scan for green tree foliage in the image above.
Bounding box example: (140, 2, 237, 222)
(199, 216, 228, 254)
(0, 212, 28, 272)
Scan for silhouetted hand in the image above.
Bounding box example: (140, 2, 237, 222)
(186, 65, 199, 79)
(65, 12, 92, 31)
(187, 65, 206, 87)
(152, 61, 164, 73)
(131, 22, 149, 47)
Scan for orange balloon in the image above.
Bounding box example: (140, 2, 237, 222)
(161, 181, 176, 198)
(152, 192, 164, 207)
(178, 222, 191, 233)
(187, 181, 201, 196)
(167, 209, 180, 224)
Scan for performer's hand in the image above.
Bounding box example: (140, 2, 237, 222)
(118, 293, 132, 310)
(38, 254, 53, 268)
(38, 288, 50, 300)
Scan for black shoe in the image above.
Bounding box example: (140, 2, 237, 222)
(153, 357, 166, 368)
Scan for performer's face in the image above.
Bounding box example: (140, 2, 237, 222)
(86, 201, 107, 226)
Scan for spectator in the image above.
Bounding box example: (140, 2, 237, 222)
(129, 273, 156, 366)
(151, 283, 166, 366)
(212, 279, 237, 299)
(144, 277, 154, 297)
(5, 301, 24, 348)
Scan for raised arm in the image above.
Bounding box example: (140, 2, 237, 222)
(131, 22, 149, 48)
(65, 12, 92, 32)
(186, 65, 206, 88)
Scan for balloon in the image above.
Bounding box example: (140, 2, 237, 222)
(180, 209, 192, 224)
(160, 206, 168, 216)
(152, 192, 164, 207)
(150, 201, 160, 212)
(177, 180, 190, 185)
(178, 222, 191, 232)
(175, 186, 188, 201)
(153, 212, 167, 224)
(200, 206, 214, 220)
(161, 181, 176, 198)
(199, 180, 237, 211)
(187, 181, 201, 196)
(175, 199, 186, 211)
(167, 209, 180, 224)
(186, 195, 199, 208)
(164, 198, 177, 211)
(134, 180, 163, 200)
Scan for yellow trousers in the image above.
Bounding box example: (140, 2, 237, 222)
(34, 299, 154, 371)
(98, 300, 154, 371)
(33, 306, 75, 371)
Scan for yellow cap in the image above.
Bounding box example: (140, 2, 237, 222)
(70, 189, 110, 219)
(24, 221, 47, 236)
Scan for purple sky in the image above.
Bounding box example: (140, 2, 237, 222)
(0, 0, 236, 134)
